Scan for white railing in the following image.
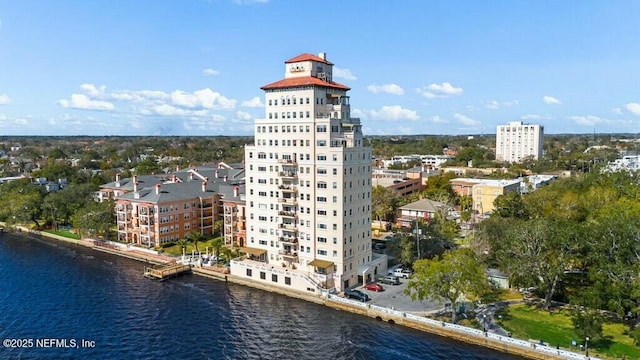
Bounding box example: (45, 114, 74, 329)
(327, 294, 601, 360)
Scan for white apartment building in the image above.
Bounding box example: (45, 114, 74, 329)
(236, 52, 385, 293)
(495, 121, 544, 163)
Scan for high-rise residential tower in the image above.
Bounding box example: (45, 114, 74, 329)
(495, 121, 544, 163)
(237, 53, 385, 292)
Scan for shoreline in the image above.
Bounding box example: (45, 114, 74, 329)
(1, 224, 594, 360)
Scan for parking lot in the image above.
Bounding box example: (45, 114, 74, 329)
(354, 270, 443, 314)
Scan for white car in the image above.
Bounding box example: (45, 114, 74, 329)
(391, 268, 412, 279)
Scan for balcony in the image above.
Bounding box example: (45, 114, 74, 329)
(278, 171, 298, 179)
(278, 237, 298, 245)
(278, 223, 297, 231)
(277, 198, 298, 205)
(278, 158, 297, 165)
(278, 185, 298, 192)
(278, 211, 298, 219)
(278, 250, 299, 260)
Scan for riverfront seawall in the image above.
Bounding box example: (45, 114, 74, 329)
(0, 224, 597, 360)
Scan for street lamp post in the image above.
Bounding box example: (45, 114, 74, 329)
(483, 314, 487, 333)
(585, 336, 589, 357)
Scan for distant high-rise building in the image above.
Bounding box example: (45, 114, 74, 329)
(239, 52, 385, 292)
(495, 121, 544, 163)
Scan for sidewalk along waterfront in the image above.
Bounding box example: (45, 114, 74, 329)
(1, 224, 600, 360)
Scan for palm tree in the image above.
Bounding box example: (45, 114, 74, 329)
(211, 237, 224, 262)
(177, 239, 189, 255)
(221, 247, 233, 263)
(186, 231, 204, 253)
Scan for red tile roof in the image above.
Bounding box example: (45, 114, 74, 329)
(285, 53, 333, 65)
(261, 76, 350, 91)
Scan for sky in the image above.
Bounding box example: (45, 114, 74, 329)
(1, 0, 639, 136)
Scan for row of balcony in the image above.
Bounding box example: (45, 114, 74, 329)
(278, 172, 298, 178)
(277, 158, 297, 165)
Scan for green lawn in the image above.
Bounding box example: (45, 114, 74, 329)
(497, 304, 640, 359)
(42, 228, 81, 240)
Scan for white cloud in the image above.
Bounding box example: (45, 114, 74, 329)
(417, 82, 463, 99)
(241, 96, 264, 108)
(235, 110, 252, 121)
(430, 115, 449, 124)
(521, 114, 541, 120)
(368, 105, 419, 121)
(542, 95, 561, 105)
(453, 113, 481, 126)
(568, 115, 601, 126)
(0, 94, 11, 104)
(202, 68, 219, 76)
(484, 99, 519, 110)
(367, 84, 404, 95)
(612, 107, 623, 115)
(80, 84, 106, 97)
(333, 67, 357, 81)
(625, 103, 640, 116)
(58, 94, 114, 111)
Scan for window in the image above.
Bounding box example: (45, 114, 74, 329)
(317, 249, 327, 256)
(318, 223, 327, 229)
(317, 196, 327, 202)
(272, 274, 278, 282)
(317, 182, 327, 189)
(318, 237, 327, 243)
(317, 168, 327, 174)
(317, 140, 326, 147)
(246, 269, 252, 277)
(260, 272, 266, 280)
(317, 154, 327, 160)
(317, 125, 327, 133)
(285, 277, 291, 285)
(317, 209, 327, 215)
(258, 152, 266, 159)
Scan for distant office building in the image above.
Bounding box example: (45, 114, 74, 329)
(495, 121, 544, 163)
(237, 52, 386, 293)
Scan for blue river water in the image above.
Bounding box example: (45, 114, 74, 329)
(0, 232, 524, 359)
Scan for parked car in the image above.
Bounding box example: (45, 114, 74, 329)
(378, 275, 400, 285)
(391, 268, 413, 279)
(344, 288, 371, 302)
(373, 242, 386, 251)
(364, 283, 384, 292)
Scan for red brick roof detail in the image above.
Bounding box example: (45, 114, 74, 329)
(285, 53, 333, 65)
(261, 76, 350, 91)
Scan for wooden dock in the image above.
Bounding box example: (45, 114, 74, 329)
(144, 261, 191, 281)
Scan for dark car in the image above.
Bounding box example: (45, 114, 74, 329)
(364, 283, 384, 292)
(373, 242, 386, 252)
(378, 275, 401, 285)
(344, 288, 370, 302)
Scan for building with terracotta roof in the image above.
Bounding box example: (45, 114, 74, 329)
(108, 166, 245, 248)
(235, 52, 386, 293)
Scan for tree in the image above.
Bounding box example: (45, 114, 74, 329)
(406, 248, 489, 323)
(211, 237, 224, 262)
(187, 231, 204, 252)
(213, 219, 223, 237)
(71, 199, 114, 240)
(177, 239, 189, 255)
(493, 192, 529, 219)
(372, 185, 394, 227)
(0, 178, 44, 227)
(489, 218, 580, 310)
